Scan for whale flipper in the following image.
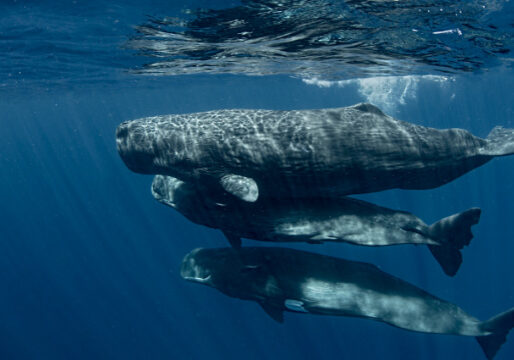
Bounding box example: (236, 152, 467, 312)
(427, 208, 481, 276)
(222, 231, 242, 248)
(477, 307, 514, 359)
(480, 126, 514, 156)
(259, 302, 284, 323)
(220, 174, 259, 202)
(284, 299, 309, 313)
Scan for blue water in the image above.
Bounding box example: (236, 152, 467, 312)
(1, 1, 514, 359)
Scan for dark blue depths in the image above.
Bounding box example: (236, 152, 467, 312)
(1, 73, 513, 360)
(1, 1, 514, 360)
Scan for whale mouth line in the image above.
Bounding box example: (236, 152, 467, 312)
(184, 274, 212, 284)
(160, 199, 177, 208)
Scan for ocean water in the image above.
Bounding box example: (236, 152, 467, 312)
(1, 1, 514, 359)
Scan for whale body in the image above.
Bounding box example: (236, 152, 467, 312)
(181, 247, 514, 359)
(116, 103, 514, 202)
(153, 175, 481, 276)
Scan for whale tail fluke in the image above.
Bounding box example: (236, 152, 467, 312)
(427, 245, 462, 277)
(481, 126, 514, 156)
(477, 307, 514, 359)
(427, 208, 481, 276)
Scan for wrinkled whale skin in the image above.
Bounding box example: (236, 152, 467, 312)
(116, 103, 494, 199)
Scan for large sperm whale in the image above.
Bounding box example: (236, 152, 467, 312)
(116, 103, 514, 202)
(181, 247, 514, 360)
(152, 175, 481, 276)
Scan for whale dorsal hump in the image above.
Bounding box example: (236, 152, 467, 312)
(352, 103, 386, 117)
(220, 174, 259, 202)
(259, 302, 284, 323)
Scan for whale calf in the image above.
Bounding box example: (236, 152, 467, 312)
(152, 175, 480, 276)
(116, 103, 514, 202)
(181, 247, 514, 359)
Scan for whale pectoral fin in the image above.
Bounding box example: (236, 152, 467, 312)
(220, 174, 259, 202)
(259, 302, 284, 323)
(284, 299, 309, 313)
(222, 231, 242, 248)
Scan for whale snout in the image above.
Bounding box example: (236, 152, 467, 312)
(180, 249, 213, 285)
(116, 116, 193, 177)
(116, 120, 159, 174)
(151, 175, 190, 209)
(115, 121, 130, 153)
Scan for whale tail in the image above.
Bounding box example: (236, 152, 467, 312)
(477, 307, 514, 359)
(427, 208, 481, 276)
(480, 126, 514, 156)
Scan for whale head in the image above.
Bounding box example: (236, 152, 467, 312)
(180, 248, 274, 300)
(116, 116, 195, 178)
(180, 248, 216, 286)
(151, 175, 253, 228)
(151, 175, 187, 208)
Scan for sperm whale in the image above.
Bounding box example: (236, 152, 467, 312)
(182, 247, 514, 360)
(153, 175, 481, 276)
(116, 103, 514, 202)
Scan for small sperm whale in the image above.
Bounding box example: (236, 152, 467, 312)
(181, 247, 514, 360)
(152, 175, 480, 276)
(116, 103, 514, 202)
